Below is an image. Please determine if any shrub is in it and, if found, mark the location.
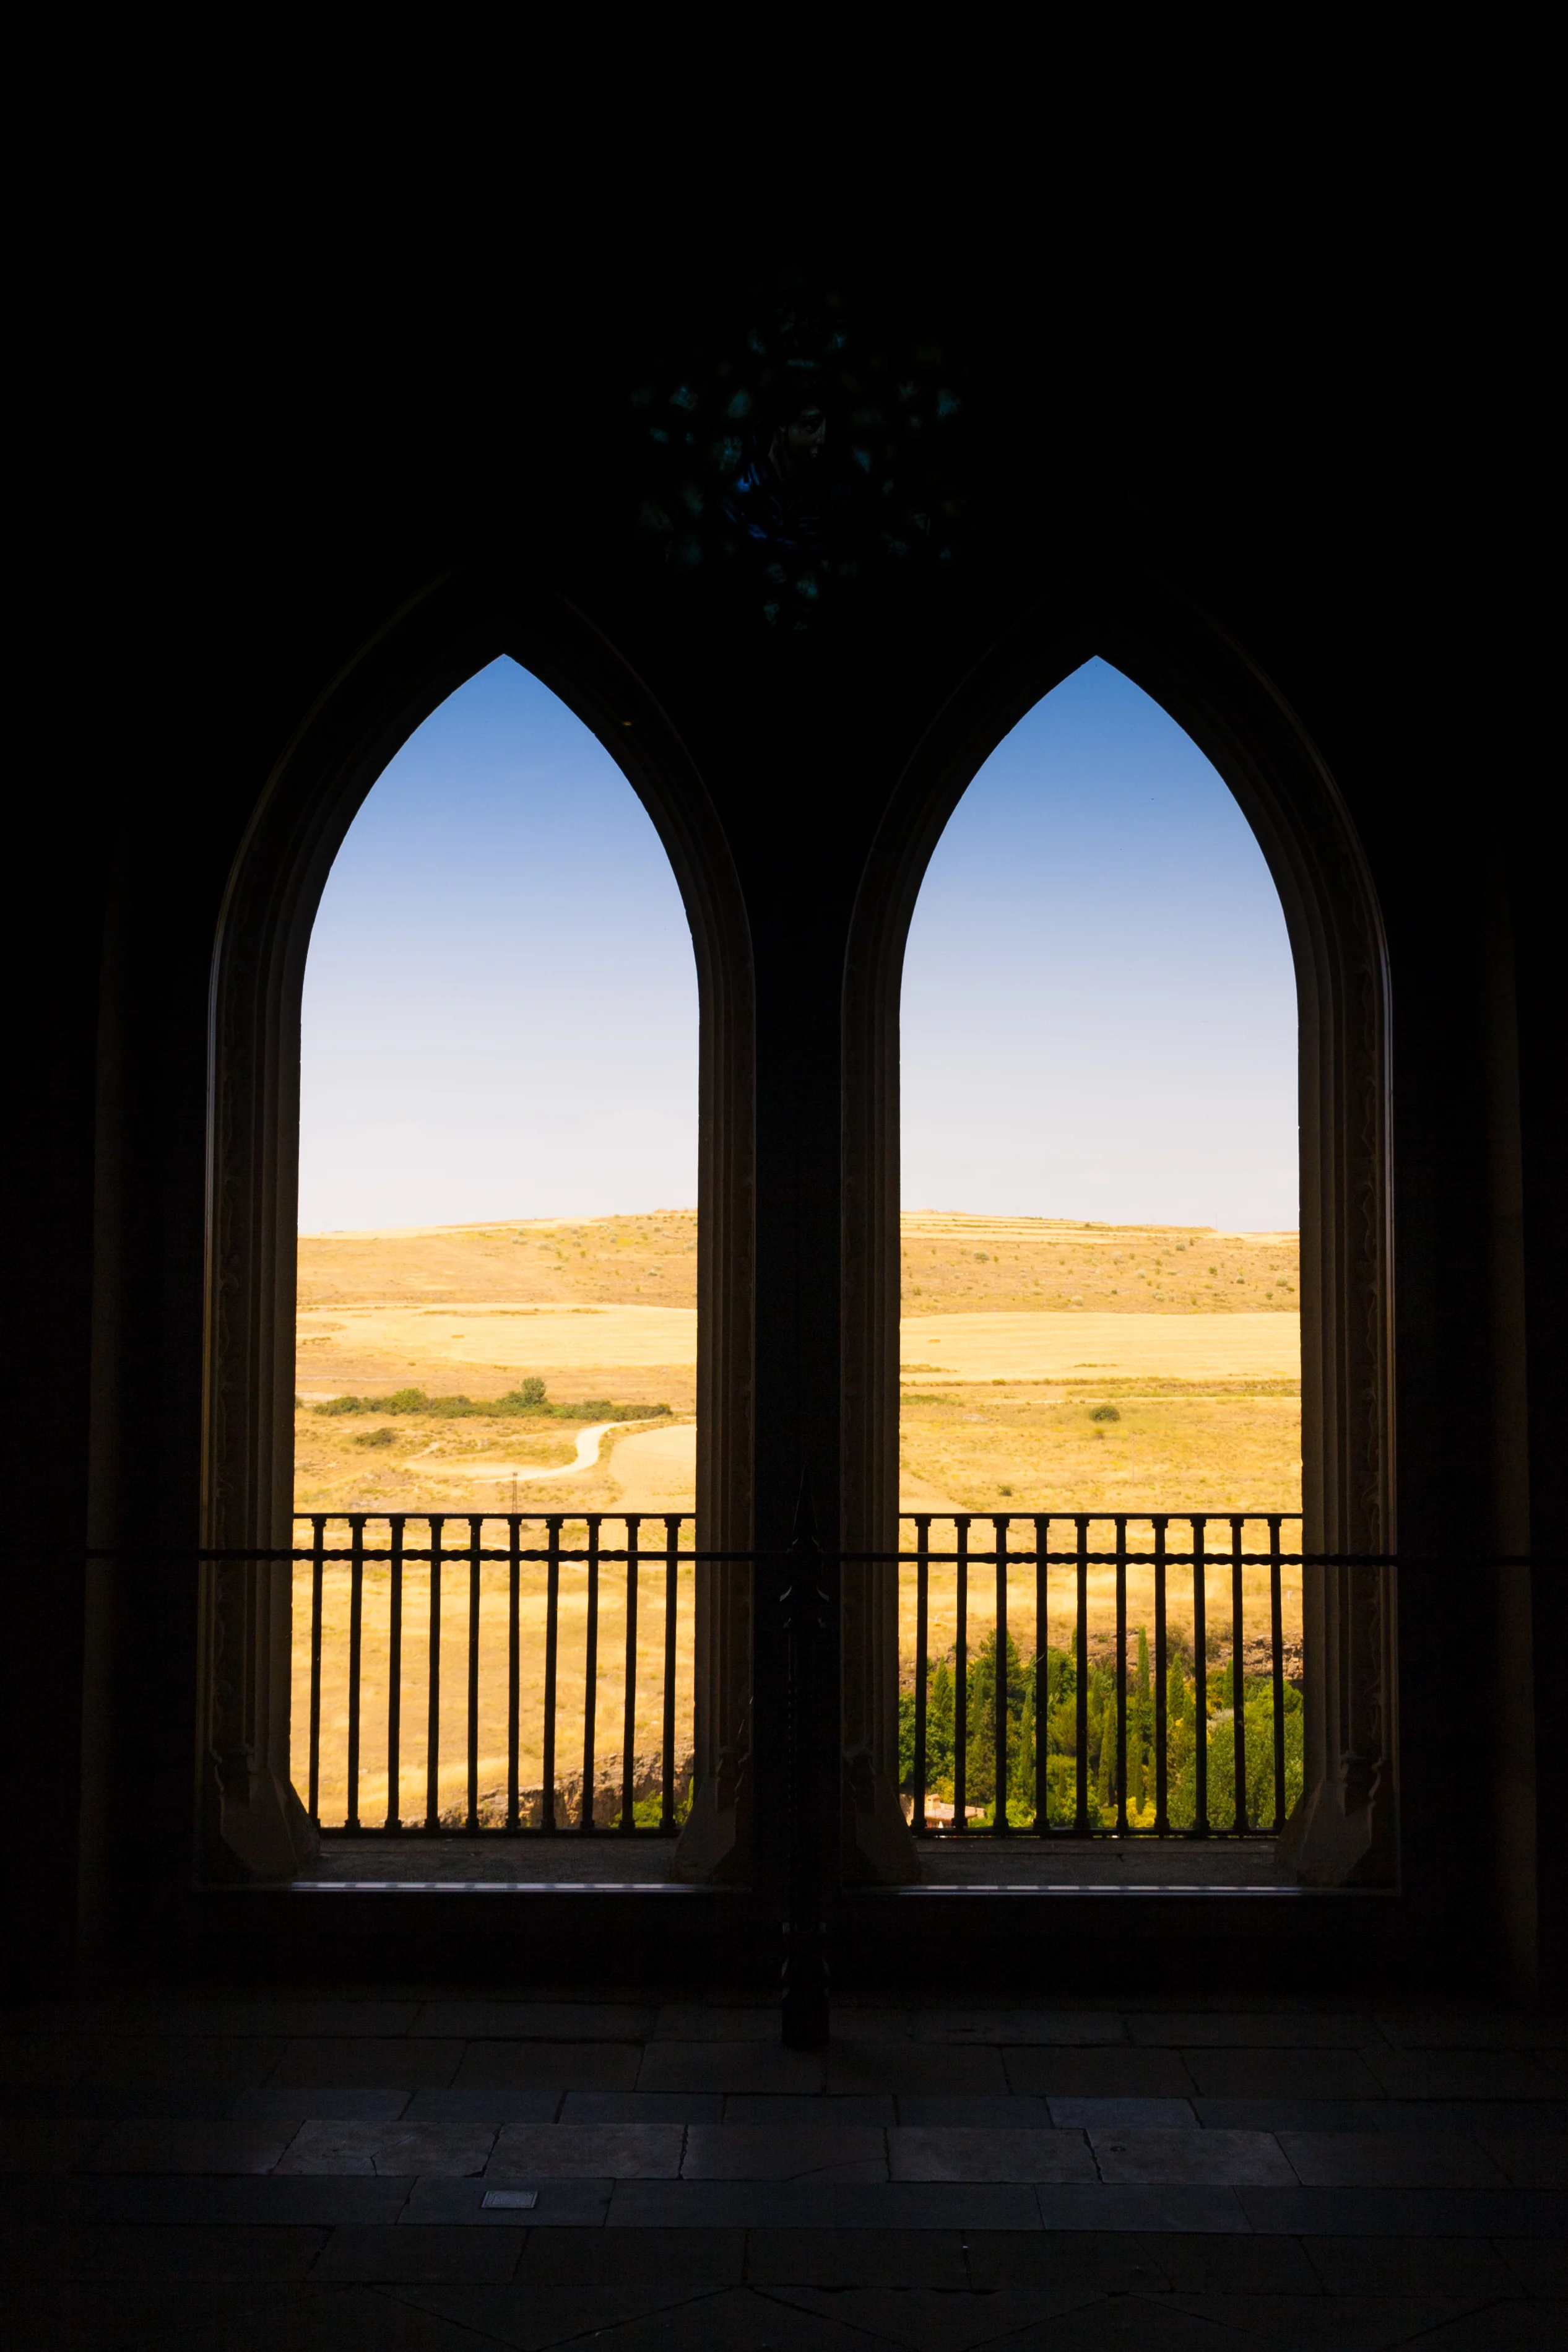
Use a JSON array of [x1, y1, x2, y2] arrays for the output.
[[352, 1427, 395, 1448], [1090, 1404, 1120, 1423]]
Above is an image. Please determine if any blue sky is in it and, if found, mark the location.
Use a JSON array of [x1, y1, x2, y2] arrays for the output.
[[299, 655, 1297, 1233], [298, 659, 699, 1228], [901, 659, 1297, 1229]]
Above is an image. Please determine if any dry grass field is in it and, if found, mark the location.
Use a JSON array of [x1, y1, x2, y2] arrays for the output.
[[292, 1210, 1299, 1818]]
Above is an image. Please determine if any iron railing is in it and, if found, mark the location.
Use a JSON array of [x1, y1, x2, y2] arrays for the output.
[[896, 1512, 1304, 1839], [293, 1512, 695, 1837], [292, 1507, 1310, 1844]]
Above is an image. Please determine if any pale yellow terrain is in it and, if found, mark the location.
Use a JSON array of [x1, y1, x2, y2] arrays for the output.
[[293, 1210, 1301, 1815]]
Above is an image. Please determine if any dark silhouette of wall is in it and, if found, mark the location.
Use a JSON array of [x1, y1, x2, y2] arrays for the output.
[[7, 253, 1557, 2003]]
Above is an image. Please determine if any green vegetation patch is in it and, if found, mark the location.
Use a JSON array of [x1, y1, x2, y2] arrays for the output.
[[313, 1381, 669, 1425]]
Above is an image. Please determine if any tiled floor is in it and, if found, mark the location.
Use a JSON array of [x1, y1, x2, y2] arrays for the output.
[[1, 1987, 1563, 2345]]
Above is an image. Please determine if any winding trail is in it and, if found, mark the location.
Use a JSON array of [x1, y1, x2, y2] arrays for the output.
[[407, 1418, 677, 1486]]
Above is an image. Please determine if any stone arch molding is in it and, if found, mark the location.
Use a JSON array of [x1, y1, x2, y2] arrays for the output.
[[841, 574, 1395, 1889], [202, 563, 756, 1883]]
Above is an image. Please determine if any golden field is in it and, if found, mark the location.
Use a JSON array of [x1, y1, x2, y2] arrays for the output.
[[293, 1210, 1300, 1819]]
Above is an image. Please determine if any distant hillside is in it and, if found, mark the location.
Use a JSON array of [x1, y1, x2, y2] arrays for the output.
[[298, 1209, 1297, 1317]]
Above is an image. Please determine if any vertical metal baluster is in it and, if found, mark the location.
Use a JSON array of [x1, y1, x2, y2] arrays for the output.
[[994, 1517, 1010, 1835], [346, 1514, 366, 1831], [385, 1515, 404, 1831], [507, 1515, 521, 1831], [1115, 1516, 1128, 1837], [425, 1517, 443, 1833], [581, 1518, 600, 1831], [913, 1516, 930, 1833], [1193, 1516, 1208, 1836], [308, 1515, 326, 1826], [622, 1517, 640, 1829], [1153, 1516, 1169, 1836], [1034, 1516, 1049, 1833], [542, 1517, 561, 1832], [661, 1516, 680, 1832], [1270, 1514, 1286, 1831], [1075, 1516, 1090, 1836], [1231, 1517, 1247, 1833], [466, 1516, 482, 1834], [953, 1517, 969, 1834]]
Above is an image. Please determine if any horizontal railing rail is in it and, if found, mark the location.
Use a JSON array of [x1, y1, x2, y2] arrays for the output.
[[45, 1514, 1444, 1847]]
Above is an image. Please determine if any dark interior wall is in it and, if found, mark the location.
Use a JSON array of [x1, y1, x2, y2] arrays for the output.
[[7, 262, 1553, 1997]]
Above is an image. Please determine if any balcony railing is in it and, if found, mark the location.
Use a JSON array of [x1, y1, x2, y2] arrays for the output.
[[292, 1508, 1308, 1843], [896, 1512, 1304, 1840]]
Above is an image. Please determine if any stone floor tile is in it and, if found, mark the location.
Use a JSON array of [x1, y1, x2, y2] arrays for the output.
[[1033, 2184, 1249, 2232], [3, 2172, 410, 2226], [85, 2119, 293, 2174], [402, 2177, 612, 2227], [489, 2121, 682, 2177], [1163, 2290, 1494, 2349], [1005, 2049, 1196, 2098], [1497, 2239, 1568, 2294], [743, 2226, 970, 2286], [609, 2178, 838, 2226], [277, 2120, 497, 2176], [961, 2233, 1176, 2291], [413, 2001, 654, 2041], [768, 2280, 1102, 2348], [726, 2095, 896, 2126], [1480, 2133, 1568, 2189], [407, 2088, 562, 2124], [654, 2003, 777, 2041], [834, 2182, 1043, 2231], [313, 2224, 527, 2278], [1047, 2097, 1198, 2129], [269, 2039, 464, 2089], [1374, 2101, 1568, 2132], [396, 2260, 750, 2351], [84, 2037, 287, 2090], [0, 2085, 238, 2122], [0, 2117, 115, 2171], [561, 2089, 722, 2124], [1378, 2301, 1568, 2348], [232, 2086, 412, 2122], [1, 2280, 321, 2352], [909, 2010, 1128, 2047], [0, 2037, 103, 2088], [1302, 2236, 1522, 2297], [1241, 2186, 1568, 2236], [635, 2044, 825, 2094], [1279, 2130, 1509, 2187], [895, 2095, 1050, 2128], [1138, 2233, 1322, 2292], [1126, 2011, 1385, 2048], [131, 2000, 423, 2040], [981, 2295, 1277, 2350], [1375, 2012, 1568, 2050], [825, 2045, 1009, 2096], [1194, 2098, 1389, 2132], [518, 2283, 891, 2348], [890, 2127, 1095, 2182], [825, 2007, 914, 2041], [183, 2285, 506, 2351], [683, 2124, 885, 2180], [1367, 2052, 1568, 2102], [1185, 2050, 1387, 2101], [453, 2041, 641, 2091], [1089, 2127, 1296, 2186], [0, 2221, 330, 2281]]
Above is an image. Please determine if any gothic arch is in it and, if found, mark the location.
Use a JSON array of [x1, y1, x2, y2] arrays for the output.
[[201, 563, 755, 1882], [841, 573, 1395, 1888]]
